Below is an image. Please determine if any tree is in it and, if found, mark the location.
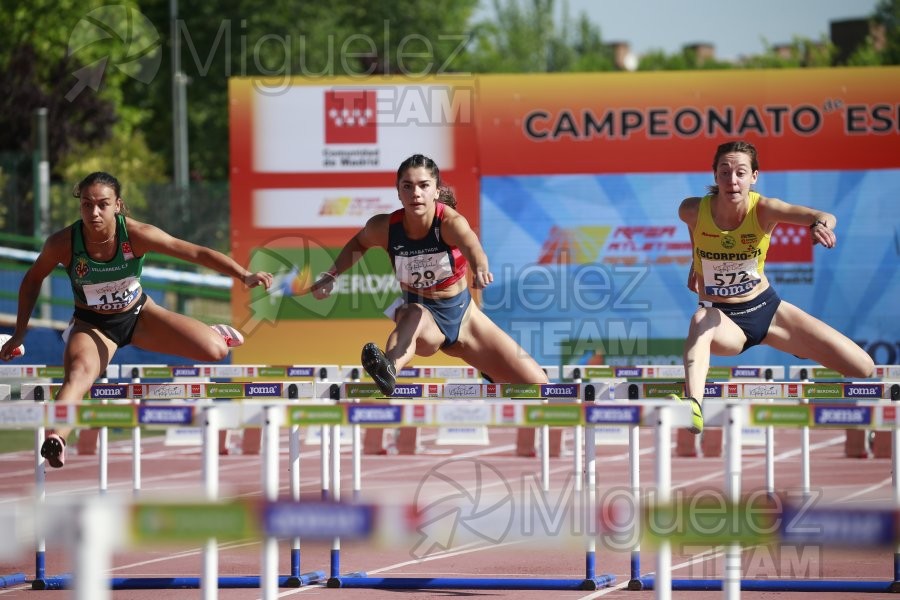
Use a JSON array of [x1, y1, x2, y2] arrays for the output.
[[870, 0, 900, 63], [461, 0, 610, 72], [0, 1, 146, 235], [742, 37, 835, 69]]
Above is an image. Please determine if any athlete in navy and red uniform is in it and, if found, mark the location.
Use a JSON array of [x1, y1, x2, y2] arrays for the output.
[[309, 154, 547, 397]]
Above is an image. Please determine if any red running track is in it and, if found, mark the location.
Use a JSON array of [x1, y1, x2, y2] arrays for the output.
[[0, 426, 897, 599]]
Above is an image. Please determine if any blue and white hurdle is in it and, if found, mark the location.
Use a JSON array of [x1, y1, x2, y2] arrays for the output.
[[321, 380, 617, 591], [0, 364, 116, 588], [17, 380, 331, 592], [616, 380, 900, 597]]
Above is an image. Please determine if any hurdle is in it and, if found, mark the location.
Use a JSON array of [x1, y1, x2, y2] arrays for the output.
[[0, 365, 117, 587], [789, 365, 900, 459], [119, 363, 339, 454], [8, 394, 900, 600], [119, 363, 339, 506], [15, 383, 330, 591], [344, 364, 563, 458], [619, 381, 900, 595], [322, 381, 617, 591]]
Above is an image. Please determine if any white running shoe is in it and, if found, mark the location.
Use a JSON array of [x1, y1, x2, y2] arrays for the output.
[[211, 324, 244, 348]]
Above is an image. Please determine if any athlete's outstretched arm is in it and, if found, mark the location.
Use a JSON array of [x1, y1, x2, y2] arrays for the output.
[[310, 213, 389, 299], [127, 219, 272, 288]]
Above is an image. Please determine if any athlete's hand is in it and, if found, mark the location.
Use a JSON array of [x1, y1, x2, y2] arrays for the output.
[[310, 272, 336, 300], [0, 333, 25, 361], [472, 268, 493, 289], [243, 271, 273, 290], [810, 222, 836, 249], [687, 269, 699, 293]]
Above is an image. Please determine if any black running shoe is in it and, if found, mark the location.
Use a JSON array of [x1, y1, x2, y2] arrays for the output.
[[361, 343, 396, 396], [41, 433, 66, 468]]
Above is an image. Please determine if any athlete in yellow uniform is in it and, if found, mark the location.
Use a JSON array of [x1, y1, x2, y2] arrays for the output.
[[675, 141, 874, 434]]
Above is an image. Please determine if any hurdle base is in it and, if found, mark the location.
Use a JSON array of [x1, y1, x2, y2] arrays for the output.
[[327, 575, 615, 590], [889, 580, 900, 593], [32, 574, 71, 591], [0, 573, 26, 588], [639, 576, 897, 593], [34, 574, 316, 590], [284, 570, 327, 587], [327, 572, 368, 588], [627, 578, 644, 590]]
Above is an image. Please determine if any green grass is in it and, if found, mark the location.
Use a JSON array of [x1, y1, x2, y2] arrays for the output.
[[0, 429, 164, 453]]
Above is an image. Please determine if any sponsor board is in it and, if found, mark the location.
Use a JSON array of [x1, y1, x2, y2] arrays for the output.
[[287, 405, 345, 426], [744, 384, 784, 399], [585, 404, 641, 425], [780, 506, 897, 546], [344, 383, 386, 398], [801, 383, 844, 399], [444, 383, 483, 398], [584, 367, 617, 378], [142, 384, 187, 399], [264, 501, 374, 539], [390, 384, 424, 398], [138, 405, 194, 426], [703, 384, 724, 398], [612, 367, 641, 378], [132, 502, 257, 542], [435, 403, 492, 426], [541, 383, 579, 398], [142, 367, 178, 378], [287, 366, 317, 378], [90, 384, 129, 399], [171, 367, 200, 378], [500, 384, 543, 398], [524, 404, 582, 426], [707, 367, 733, 380], [259, 367, 289, 377], [0, 403, 44, 427], [732, 367, 762, 378], [843, 383, 882, 399], [643, 383, 683, 398], [750, 405, 810, 427], [78, 404, 136, 427], [244, 383, 283, 397], [813, 405, 873, 427], [205, 384, 244, 398], [347, 405, 403, 425]]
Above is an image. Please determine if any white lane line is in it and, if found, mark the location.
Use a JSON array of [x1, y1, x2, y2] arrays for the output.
[[838, 477, 893, 502]]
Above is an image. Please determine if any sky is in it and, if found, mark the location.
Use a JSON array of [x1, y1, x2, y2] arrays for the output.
[[477, 0, 881, 61]]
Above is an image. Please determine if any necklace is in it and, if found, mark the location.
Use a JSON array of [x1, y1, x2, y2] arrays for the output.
[[86, 232, 116, 245]]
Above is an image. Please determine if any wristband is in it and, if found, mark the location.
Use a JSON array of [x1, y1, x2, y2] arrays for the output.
[[319, 269, 337, 280], [809, 220, 827, 230]]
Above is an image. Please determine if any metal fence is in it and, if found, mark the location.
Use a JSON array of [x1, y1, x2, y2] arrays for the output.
[[0, 155, 234, 326], [0, 153, 231, 254]]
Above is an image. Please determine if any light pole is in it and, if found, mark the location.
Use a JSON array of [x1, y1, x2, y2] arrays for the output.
[[171, 0, 189, 211]]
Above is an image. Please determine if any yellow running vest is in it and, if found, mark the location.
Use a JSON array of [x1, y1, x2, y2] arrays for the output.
[[691, 192, 771, 298]]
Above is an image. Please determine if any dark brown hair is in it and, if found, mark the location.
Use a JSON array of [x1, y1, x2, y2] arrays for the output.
[[707, 141, 759, 195], [437, 185, 457, 209], [396, 154, 442, 187], [73, 171, 129, 214]]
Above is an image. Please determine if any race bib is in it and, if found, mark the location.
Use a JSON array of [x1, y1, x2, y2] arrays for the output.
[[394, 251, 453, 289], [701, 258, 761, 297], [82, 277, 142, 310]]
